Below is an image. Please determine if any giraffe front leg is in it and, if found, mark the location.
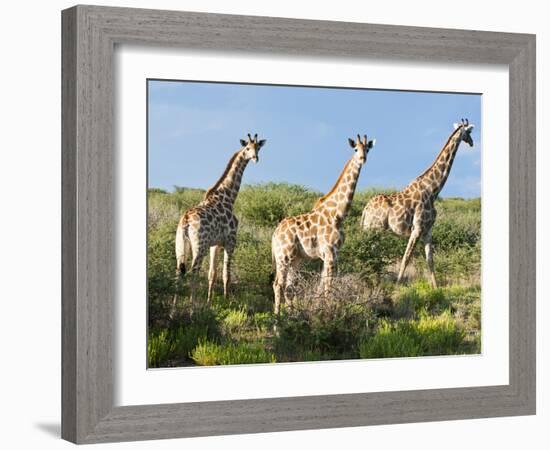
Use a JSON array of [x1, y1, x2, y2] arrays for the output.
[[272, 257, 289, 316], [397, 229, 421, 285], [321, 250, 337, 297], [423, 230, 437, 288], [222, 248, 233, 299], [207, 246, 220, 305]]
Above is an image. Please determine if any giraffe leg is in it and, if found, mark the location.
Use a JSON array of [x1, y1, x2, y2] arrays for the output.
[[423, 231, 437, 288], [170, 269, 183, 320], [285, 268, 297, 310], [170, 233, 189, 319], [189, 246, 207, 311], [321, 250, 337, 297], [397, 229, 421, 285], [222, 247, 233, 299], [273, 262, 288, 317], [207, 245, 220, 305]]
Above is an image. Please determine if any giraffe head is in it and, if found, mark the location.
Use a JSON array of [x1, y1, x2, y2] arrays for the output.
[[239, 133, 266, 163], [453, 118, 475, 147], [348, 134, 375, 164]]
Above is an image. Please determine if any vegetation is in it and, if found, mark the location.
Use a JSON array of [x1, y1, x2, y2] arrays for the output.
[[147, 183, 481, 367]]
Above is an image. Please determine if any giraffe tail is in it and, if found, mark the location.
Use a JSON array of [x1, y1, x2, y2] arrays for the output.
[[175, 222, 189, 278], [269, 249, 276, 285]]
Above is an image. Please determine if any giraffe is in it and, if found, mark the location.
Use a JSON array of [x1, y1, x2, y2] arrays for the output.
[[360, 119, 475, 288], [271, 135, 375, 315], [171, 133, 267, 315]]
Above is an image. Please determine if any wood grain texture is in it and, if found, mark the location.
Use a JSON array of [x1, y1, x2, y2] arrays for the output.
[[61, 4, 536, 444], [61, 7, 77, 443]]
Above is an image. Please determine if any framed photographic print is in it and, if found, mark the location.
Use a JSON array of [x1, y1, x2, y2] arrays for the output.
[[62, 4, 536, 444]]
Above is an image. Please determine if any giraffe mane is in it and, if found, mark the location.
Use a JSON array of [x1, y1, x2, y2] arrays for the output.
[[204, 150, 242, 199], [417, 126, 462, 179], [313, 159, 353, 209]]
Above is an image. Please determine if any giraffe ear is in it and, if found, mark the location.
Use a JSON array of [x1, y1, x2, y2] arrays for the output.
[[348, 138, 356, 148], [257, 139, 266, 148], [368, 139, 376, 149], [240, 139, 247, 147]]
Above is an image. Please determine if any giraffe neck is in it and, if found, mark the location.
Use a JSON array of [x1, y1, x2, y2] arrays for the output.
[[205, 150, 249, 206], [314, 157, 362, 221], [418, 129, 462, 198]]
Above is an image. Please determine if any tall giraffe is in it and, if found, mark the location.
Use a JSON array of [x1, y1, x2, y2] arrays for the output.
[[271, 135, 375, 315], [172, 134, 267, 315], [360, 119, 475, 287]]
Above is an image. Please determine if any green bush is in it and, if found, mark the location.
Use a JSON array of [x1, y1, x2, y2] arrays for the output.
[[432, 219, 480, 251], [235, 183, 318, 227], [148, 308, 222, 367], [191, 340, 277, 365], [273, 302, 373, 361], [148, 324, 208, 367], [339, 228, 405, 277], [147, 221, 179, 323], [359, 311, 468, 359], [221, 307, 249, 337], [147, 184, 481, 367], [232, 228, 273, 288]]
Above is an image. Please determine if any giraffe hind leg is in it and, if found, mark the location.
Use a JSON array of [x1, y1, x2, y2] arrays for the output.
[[207, 245, 220, 305], [273, 262, 289, 317], [171, 234, 190, 319], [188, 245, 207, 313], [397, 230, 421, 285], [423, 232, 437, 288], [170, 255, 189, 320]]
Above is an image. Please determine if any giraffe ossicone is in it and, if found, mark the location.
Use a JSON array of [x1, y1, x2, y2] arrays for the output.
[[360, 119, 476, 288], [171, 133, 267, 317], [271, 134, 375, 316]]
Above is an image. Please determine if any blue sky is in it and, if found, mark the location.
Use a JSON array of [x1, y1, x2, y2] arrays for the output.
[[148, 80, 481, 198]]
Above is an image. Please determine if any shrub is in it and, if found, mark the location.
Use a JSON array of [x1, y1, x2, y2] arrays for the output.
[[235, 183, 318, 227], [147, 221, 179, 323], [252, 312, 276, 333], [191, 340, 276, 365], [232, 228, 273, 288], [273, 288, 376, 361], [148, 324, 209, 367], [359, 311, 467, 359], [146, 184, 481, 366], [338, 228, 405, 278], [147, 308, 222, 367], [221, 307, 249, 337], [393, 280, 449, 318], [432, 219, 480, 251]]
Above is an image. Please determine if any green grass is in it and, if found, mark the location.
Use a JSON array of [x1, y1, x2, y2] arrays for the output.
[[147, 183, 481, 367], [359, 311, 467, 359], [191, 340, 277, 366]]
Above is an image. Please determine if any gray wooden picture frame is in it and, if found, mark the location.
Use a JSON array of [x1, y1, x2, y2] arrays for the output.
[[61, 4, 536, 444]]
